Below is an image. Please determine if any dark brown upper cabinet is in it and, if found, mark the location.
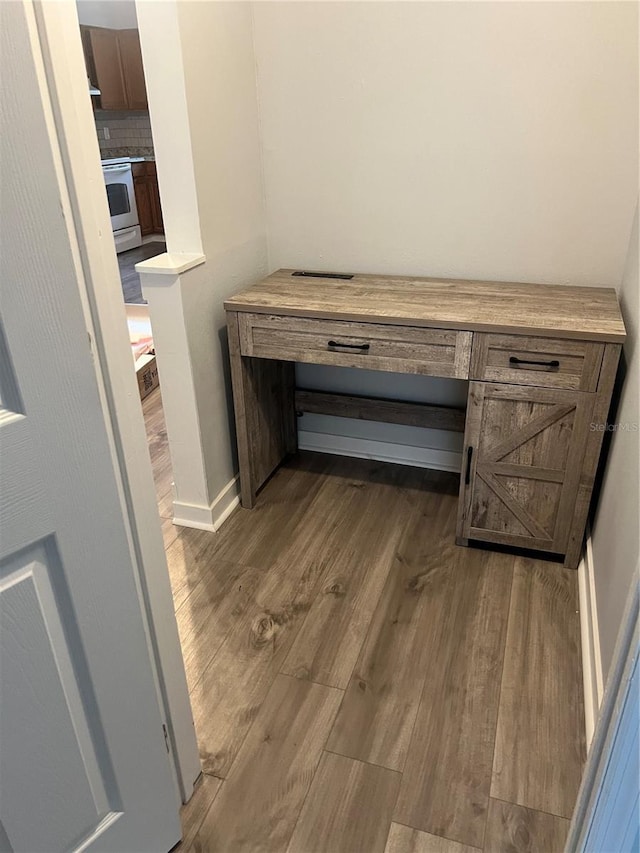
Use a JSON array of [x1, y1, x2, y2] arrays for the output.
[[81, 26, 148, 111]]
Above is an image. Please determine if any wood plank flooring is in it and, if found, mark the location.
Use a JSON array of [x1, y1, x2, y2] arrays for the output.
[[393, 547, 513, 849], [490, 559, 585, 819], [384, 823, 480, 853], [118, 240, 166, 303], [143, 389, 585, 853], [482, 799, 570, 853], [287, 751, 401, 853], [194, 675, 343, 851], [326, 494, 459, 772]]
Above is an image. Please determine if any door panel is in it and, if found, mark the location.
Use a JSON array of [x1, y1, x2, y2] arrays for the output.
[[1, 3, 181, 849], [1, 543, 111, 852], [134, 177, 154, 235], [118, 29, 148, 110], [88, 27, 127, 111], [459, 383, 594, 553]]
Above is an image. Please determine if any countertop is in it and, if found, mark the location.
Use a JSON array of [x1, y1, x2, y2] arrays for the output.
[[225, 269, 626, 342]]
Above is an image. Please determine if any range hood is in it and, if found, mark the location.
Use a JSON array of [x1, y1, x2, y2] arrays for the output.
[[87, 75, 100, 96]]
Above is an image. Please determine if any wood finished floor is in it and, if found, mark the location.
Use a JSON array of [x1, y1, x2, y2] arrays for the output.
[[118, 240, 166, 303], [144, 389, 585, 853]]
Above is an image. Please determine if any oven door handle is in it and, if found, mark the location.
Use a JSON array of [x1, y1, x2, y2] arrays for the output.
[[103, 165, 132, 173]]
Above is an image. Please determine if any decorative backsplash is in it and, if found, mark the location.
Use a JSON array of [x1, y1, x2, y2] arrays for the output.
[[94, 109, 154, 159]]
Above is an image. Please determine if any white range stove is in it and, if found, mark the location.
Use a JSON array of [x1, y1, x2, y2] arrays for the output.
[[101, 157, 142, 254]]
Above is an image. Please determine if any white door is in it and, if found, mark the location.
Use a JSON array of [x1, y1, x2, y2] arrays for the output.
[[0, 3, 182, 851]]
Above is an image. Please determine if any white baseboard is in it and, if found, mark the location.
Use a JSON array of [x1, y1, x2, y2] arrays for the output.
[[298, 429, 463, 473], [578, 529, 604, 749], [172, 475, 240, 533]]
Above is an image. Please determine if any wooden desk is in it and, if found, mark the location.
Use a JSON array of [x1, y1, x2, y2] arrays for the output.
[[225, 269, 626, 569]]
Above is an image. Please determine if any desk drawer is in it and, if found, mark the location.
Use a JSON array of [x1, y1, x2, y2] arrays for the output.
[[470, 333, 604, 391], [237, 313, 472, 379]]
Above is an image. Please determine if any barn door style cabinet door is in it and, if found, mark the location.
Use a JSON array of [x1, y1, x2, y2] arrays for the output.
[[457, 383, 594, 554], [457, 336, 621, 568]]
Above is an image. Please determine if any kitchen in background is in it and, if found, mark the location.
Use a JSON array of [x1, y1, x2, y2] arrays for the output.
[[78, 0, 163, 400], [95, 110, 154, 161]]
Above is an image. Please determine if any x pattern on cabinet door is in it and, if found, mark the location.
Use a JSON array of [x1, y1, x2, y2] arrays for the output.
[[461, 383, 594, 554]]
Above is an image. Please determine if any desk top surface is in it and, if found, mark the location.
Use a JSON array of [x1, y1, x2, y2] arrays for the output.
[[225, 269, 626, 342]]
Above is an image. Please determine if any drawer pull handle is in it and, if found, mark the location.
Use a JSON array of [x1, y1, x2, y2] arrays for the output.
[[465, 446, 473, 485], [509, 356, 560, 369], [328, 340, 370, 351]]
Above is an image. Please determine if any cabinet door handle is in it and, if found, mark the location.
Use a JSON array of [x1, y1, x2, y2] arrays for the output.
[[509, 356, 560, 369], [327, 340, 370, 351], [465, 446, 473, 485]]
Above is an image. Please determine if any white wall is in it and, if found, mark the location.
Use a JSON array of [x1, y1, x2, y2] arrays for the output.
[[252, 1, 638, 466], [138, 0, 268, 514], [254, 1, 637, 284], [76, 0, 137, 29], [176, 0, 268, 501], [591, 205, 639, 681]]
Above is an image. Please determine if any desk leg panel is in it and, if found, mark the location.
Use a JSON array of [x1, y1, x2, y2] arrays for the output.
[[563, 343, 621, 569], [227, 311, 296, 508]]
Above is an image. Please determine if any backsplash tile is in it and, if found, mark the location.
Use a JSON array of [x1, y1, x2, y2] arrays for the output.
[[94, 109, 154, 159]]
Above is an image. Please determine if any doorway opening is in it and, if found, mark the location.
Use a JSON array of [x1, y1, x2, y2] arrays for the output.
[[76, 0, 171, 528], [61, 2, 630, 848]]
